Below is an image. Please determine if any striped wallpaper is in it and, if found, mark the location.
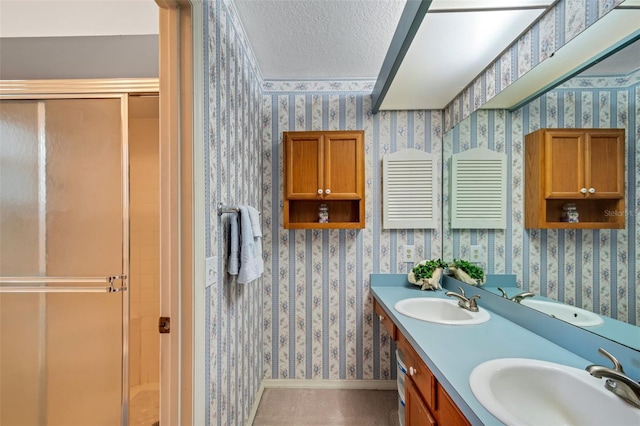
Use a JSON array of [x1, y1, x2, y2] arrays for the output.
[[443, 69, 640, 326], [205, 1, 264, 425], [203, 0, 636, 424], [261, 92, 443, 380]]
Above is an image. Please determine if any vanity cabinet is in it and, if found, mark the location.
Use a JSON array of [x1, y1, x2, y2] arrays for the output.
[[525, 128, 625, 229], [397, 331, 470, 426], [373, 299, 470, 426], [283, 130, 365, 229]]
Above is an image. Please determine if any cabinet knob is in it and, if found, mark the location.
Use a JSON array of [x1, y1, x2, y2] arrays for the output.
[[409, 366, 416, 376], [325, 189, 331, 195], [588, 187, 596, 194], [581, 188, 587, 194], [317, 189, 323, 195]]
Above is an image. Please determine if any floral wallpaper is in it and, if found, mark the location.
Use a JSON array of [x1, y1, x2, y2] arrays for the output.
[[202, 0, 634, 424], [444, 69, 640, 326], [260, 89, 443, 380], [204, 1, 264, 425]]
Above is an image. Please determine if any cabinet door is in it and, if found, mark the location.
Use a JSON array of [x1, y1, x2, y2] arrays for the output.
[[323, 132, 363, 199], [406, 378, 436, 426], [544, 130, 584, 198], [284, 132, 323, 199], [436, 383, 471, 426], [585, 130, 624, 198]]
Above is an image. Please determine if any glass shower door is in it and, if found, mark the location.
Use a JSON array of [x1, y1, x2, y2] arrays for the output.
[[0, 97, 129, 425]]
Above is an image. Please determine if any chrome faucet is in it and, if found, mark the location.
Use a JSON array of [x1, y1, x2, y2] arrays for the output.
[[586, 348, 640, 409], [497, 287, 535, 303], [445, 286, 480, 312]]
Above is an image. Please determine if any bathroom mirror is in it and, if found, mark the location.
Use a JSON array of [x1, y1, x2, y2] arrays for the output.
[[442, 30, 640, 351]]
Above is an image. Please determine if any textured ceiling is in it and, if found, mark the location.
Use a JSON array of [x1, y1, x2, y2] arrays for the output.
[[233, 0, 407, 80]]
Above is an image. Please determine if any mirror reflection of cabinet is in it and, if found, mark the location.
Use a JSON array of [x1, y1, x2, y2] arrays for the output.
[[283, 130, 365, 229], [525, 128, 625, 229]]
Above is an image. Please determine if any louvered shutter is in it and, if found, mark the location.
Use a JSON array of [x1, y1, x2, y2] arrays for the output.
[[450, 148, 506, 229], [383, 149, 437, 229]]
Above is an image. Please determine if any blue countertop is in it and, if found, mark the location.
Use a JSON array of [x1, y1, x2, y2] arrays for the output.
[[370, 275, 595, 425]]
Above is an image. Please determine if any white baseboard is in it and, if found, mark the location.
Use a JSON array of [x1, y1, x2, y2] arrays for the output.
[[262, 379, 397, 390], [246, 380, 267, 426], [246, 379, 397, 425]]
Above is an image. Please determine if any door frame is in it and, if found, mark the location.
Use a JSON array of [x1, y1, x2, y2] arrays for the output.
[[156, 1, 204, 425], [0, 1, 204, 423]]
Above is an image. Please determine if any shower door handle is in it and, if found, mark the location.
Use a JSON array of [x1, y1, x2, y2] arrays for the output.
[[0, 275, 127, 293]]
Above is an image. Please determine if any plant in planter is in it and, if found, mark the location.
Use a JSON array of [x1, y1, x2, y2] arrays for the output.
[[408, 259, 447, 290], [449, 259, 485, 286]]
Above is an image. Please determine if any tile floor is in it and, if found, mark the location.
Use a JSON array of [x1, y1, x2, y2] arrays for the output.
[[252, 388, 401, 426]]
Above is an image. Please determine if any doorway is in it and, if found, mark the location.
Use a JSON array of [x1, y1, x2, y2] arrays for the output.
[[128, 94, 161, 426], [0, 90, 161, 426], [0, 95, 129, 425]]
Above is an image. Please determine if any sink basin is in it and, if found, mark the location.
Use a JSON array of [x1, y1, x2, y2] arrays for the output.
[[470, 358, 640, 426], [521, 299, 604, 326], [393, 298, 490, 325]]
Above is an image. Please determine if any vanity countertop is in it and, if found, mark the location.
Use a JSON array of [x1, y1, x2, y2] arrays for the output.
[[370, 274, 595, 425]]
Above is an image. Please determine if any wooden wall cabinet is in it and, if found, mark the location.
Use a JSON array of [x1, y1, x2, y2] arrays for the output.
[[374, 299, 470, 426], [283, 130, 365, 229], [525, 128, 625, 229]]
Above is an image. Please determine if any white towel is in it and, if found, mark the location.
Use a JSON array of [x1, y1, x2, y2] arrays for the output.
[[237, 205, 262, 284], [247, 206, 264, 274], [228, 212, 240, 275]]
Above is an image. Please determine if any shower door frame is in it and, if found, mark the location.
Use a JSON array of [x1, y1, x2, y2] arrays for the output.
[[0, 81, 159, 425]]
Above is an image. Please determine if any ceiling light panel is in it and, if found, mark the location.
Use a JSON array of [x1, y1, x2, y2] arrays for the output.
[[380, 1, 551, 110]]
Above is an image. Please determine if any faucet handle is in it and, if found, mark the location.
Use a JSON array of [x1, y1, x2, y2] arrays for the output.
[[468, 295, 481, 309], [497, 287, 508, 298], [598, 348, 625, 374], [457, 286, 466, 297]]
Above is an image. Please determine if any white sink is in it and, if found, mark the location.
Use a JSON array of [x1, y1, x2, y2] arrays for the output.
[[521, 299, 604, 326], [470, 358, 640, 426], [393, 298, 490, 325]]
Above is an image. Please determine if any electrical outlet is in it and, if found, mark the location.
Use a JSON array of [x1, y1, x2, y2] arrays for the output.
[[402, 245, 416, 263], [206, 256, 218, 287], [469, 245, 483, 263]]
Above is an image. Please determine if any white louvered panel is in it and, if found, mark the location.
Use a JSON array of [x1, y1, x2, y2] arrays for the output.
[[383, 149, 437, 229], [451, 148, 506, 229]]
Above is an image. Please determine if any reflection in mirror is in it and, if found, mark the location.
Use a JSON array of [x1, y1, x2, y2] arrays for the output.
[[442, 39, 640, 351]]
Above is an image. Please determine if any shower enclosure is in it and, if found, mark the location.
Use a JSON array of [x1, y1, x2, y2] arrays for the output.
[[0, 96, 130, 425]]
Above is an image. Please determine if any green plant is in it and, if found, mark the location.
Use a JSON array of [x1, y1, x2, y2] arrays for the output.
[[412, 259, 447, 281], [451, 259, 484, 281]]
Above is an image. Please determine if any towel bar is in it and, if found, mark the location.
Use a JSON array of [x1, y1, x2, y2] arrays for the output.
[[217, 203, 240, 216], [217, 203, 261, 216]]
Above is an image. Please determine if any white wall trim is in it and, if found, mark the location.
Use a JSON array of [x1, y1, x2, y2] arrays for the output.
[[190, 1, 206, 425], [261, 379, 397, 390], [246, 380, 267, 426]]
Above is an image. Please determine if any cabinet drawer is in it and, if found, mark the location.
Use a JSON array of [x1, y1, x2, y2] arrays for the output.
[[397, 331, 436, 409], [373, 299, 396, 340]]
